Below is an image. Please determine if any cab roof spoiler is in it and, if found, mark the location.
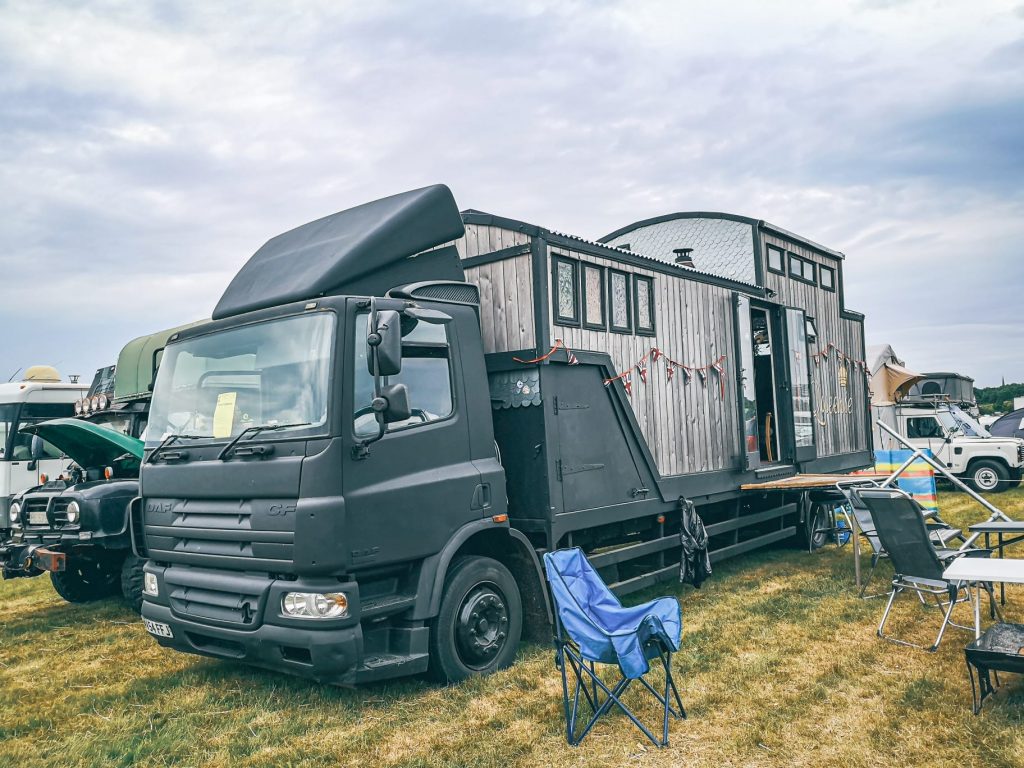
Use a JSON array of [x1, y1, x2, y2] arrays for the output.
[[213, 184, 466, 320]]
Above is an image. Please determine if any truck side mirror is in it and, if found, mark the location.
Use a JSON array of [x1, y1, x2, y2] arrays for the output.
[[378, 383, 411, 423], [367, 309, 403, 377], [30, 435, 46, 461]]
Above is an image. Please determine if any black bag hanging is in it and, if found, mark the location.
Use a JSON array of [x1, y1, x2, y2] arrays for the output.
[[678, 496, 712, 588]]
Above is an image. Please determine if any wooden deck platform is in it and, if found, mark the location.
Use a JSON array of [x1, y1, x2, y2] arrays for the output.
[[740, 473, 886, 491]]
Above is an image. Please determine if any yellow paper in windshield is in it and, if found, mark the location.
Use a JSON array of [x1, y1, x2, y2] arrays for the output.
[[213, 392, 237, 438]]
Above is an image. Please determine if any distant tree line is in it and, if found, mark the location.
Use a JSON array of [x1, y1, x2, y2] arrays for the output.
[[976, 383, 1024, 415]]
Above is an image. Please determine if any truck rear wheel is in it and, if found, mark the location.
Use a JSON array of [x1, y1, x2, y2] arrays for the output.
[[428, 556, 522, 683], [966, 460, 1009, 494], [50, 557, 121, 603], [120, 554, 146, 613]]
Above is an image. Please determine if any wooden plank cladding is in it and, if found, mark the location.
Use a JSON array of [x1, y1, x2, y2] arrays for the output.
[[454, 208, 870, 484], [545, 245, 741, 477]]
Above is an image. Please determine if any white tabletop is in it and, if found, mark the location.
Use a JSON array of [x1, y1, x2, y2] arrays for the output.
[[942, 557, 1024, 584]]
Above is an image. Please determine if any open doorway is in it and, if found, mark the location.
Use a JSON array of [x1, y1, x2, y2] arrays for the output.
[[750, 308, 781, 463]]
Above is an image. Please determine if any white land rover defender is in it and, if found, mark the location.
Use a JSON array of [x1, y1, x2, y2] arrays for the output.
[[897, 401, 1024, 493]]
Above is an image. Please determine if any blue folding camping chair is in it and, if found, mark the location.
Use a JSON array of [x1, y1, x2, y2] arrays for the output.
[[543, 548, 685, 747]]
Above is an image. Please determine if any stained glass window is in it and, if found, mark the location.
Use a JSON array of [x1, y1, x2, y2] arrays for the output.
[[610, 271, 630, 331], [635, 276, 654, 333], [554, 257, 578, 323], [583, 265, 604, 327]]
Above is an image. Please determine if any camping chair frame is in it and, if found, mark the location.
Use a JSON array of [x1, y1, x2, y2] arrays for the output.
[[553, 615, 685, 747], [860, 487, 1002, 652]]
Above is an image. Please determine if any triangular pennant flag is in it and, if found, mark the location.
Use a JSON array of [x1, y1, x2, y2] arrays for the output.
[[636, 363, 647, 384], [666, 364, 675, 382], [711, 360, 727, 399], [650, 348, 662, 363], [566, 347, 579, 365], [697, 368, 707, 387], [681, 367, 692, 384], [623, 377, 633, 397]]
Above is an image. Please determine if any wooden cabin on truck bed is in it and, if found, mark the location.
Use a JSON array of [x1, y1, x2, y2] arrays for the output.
[[449, 209, 871, 591]]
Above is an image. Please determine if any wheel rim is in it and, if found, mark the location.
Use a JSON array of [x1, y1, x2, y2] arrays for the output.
[[454, 582, 509, 670], [809, 506, 831, 549], [976, 468, 998, 490]]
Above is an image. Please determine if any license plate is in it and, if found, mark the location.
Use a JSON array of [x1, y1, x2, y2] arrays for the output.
[[28, 510, 48, 526], [144, 619, 174, 638]]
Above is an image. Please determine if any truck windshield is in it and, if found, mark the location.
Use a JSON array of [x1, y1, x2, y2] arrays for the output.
[[0, 404, 14, 459], [146, 313, 334, 446]]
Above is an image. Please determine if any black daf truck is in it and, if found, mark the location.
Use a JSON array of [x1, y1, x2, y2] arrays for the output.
[[137, 185, 872, 684]]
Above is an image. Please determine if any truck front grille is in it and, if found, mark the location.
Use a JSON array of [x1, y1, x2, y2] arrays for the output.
[[164, 567, 269, 627], [143, 498, 295, 572], [23, 498, 50, 526], [51, 499, 72, 526]]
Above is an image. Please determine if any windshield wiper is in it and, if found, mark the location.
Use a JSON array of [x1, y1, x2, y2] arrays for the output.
[[146, 433, 204, 464], [217, 422, 312, 461]]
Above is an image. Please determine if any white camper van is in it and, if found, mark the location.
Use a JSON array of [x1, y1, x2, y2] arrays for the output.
[[0, 367, 87, 530]]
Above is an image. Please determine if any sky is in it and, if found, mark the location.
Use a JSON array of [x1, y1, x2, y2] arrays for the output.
[[0, 0, 1022, 387]]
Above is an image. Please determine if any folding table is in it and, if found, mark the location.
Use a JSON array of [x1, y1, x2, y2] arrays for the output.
[[941, 558, 1024, 638]]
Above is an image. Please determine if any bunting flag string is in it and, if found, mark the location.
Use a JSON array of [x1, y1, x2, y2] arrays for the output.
[[513, 338, 580, 366], [601, 346, 728, 399], [809, 341, 867, 370]]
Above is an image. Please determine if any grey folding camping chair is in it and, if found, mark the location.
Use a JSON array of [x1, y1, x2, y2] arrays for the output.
[[838, 481, 967, 599], [859, 487, 998, 652]]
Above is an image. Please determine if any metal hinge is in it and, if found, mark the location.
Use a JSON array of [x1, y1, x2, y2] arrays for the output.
[[553, 397, 590, 414], [556, 460, 605, 481]]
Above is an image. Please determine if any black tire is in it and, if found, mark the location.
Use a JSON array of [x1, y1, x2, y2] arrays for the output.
[[120, 554, 147, 613], [806, 503, 833, 551], [428, 555, 522, 683], [965, 460, 1010, 494], [50, 556, 121, 603]]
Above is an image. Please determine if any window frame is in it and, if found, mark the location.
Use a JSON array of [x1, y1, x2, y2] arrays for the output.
[[633, 274, 656, 336], [819, 264, 836, 292], [551, 254, 581, 327], [766, 244, 785, 275], [580, 262, 607, 331], [907, 416, 944, 440], [788, 253, 817, 285], [351, 312, 457, 438], [607, 268, 633, 334]]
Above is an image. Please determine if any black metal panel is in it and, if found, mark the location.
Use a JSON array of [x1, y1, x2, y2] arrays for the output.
[[214, 185, 465, 319]]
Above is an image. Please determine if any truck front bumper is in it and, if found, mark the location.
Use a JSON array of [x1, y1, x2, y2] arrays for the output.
[[141, 564, 364, 686], [0, 541, 66, 578]]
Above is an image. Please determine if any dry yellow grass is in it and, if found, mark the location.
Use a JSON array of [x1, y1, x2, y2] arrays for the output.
[[3, 489, 1024, 767]]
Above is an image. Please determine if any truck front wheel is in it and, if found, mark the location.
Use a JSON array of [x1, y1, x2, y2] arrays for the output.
[[120, 554, 146, 613], [428, 556, 523, 683], [50, 556, 121, 603], [966, 460, 1010, 494]]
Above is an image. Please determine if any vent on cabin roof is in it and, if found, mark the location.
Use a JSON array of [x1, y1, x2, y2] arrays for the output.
[[673, 248, 695, 268]]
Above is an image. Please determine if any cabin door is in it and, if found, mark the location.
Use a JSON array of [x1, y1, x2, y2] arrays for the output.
[[782, 308, 817, 464], [735, 295, 789, 467]]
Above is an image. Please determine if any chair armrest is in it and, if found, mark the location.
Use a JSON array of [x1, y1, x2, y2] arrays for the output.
[[960, 548, 994, 559]]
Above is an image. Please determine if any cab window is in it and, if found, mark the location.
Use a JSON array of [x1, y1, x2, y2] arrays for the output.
[[9, 403, 69, 460], [353, 313, 454, 437], [907, 417, 945, 439]]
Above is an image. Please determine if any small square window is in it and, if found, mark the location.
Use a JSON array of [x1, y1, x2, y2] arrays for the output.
[[802, 260, 816, 282], [552, 255, 580, 325], [805, 317, 818, 343], [634, 275, 655, 335], [767, 245, 785, 274], [582, 263, 605, 329], [788, 254, 803, 277], [820, 265, 835, 291], [608, 269, 632, 333]]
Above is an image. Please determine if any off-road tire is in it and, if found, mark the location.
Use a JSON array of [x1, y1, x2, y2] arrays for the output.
[[428, 555, 522, 683], [120, 554, 147, 613], [50, 556, 121, 603], [966, 459, 1010, 494]]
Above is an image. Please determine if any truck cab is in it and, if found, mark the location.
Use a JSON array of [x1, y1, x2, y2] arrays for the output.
[[0, 367, 87, 532], [897, 401, 1024, 493]]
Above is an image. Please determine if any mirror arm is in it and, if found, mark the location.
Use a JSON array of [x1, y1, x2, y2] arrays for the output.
[[354, 297, 387, 460]]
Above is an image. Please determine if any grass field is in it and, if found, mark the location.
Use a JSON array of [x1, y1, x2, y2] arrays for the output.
[[3, 489, 1024, 768]]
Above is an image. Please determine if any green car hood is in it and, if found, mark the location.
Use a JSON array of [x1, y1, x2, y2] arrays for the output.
[[21, 418, 145, 468]]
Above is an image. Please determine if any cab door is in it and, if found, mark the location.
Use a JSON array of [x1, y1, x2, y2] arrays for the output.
[[8, 402, 72, 493], [342, 300, 482, 570], [904, 414, 953, 467]]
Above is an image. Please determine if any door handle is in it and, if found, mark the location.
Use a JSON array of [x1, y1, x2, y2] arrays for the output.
[[471, 483, 491, 510]]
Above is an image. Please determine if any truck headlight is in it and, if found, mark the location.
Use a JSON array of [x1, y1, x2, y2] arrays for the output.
[[9, 501, 21, 523], [281, 591, 348, 618], [143, 572, 159, 597], [66, 501, 80, 524]]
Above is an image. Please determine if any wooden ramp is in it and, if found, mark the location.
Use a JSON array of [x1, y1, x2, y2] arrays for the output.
[[741, 473, 886, 491]]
